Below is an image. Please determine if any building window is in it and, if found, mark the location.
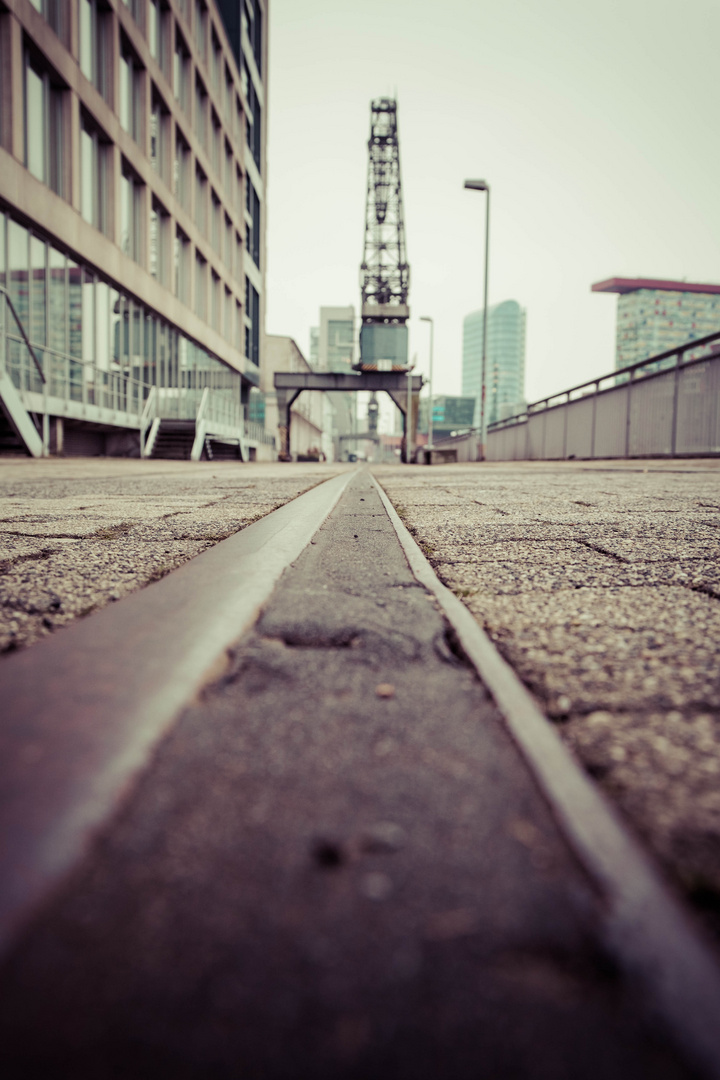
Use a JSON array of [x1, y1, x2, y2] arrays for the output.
[[174, 31, 189, 111], [79, 0, 111, 102], [245, 76, 261, 168], [224, 214, 232, 270], [30, 0, 68, 44], [224, 141, 233, 197], [242, 0, 263, 76], [195, 166, 207, 235], [119, 37, 143, 143], [29, 233, 46, 347], [120, 160, 144, 263], [150, 199, 169, 286], [211, 270, 220, 328], [234, 231, 242, 284], [211, 111, 221, 175], [246, 176, 260, 267], [148, 0, 159, 59], [121, 0, 142, 28], [150, 88, 169, 181], [211, 191, 221, 253], [194, 0, 207, 60], [194, 76, 207, 148], [223, 286, 232, 342], [245, 278, 259, 365], [195, 253, 207, 320], [174, 130, 191, 210], [24, 50, 65, 197], [211, 30, 222, 91], [174, 227, 190, 302], [80, 111, 110, 233], [234, 92, 243, 144], [224, 65, 233, 124]]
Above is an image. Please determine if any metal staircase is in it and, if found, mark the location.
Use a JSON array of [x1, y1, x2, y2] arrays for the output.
[[150, 420, 197, 460]]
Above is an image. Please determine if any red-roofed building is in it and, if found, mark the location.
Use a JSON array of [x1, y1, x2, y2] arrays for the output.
[[592, 278, 720, 370]]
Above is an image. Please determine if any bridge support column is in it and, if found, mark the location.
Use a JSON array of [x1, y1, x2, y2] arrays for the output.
[[275, 389, 300, 462], [387, 389, 420, 463]]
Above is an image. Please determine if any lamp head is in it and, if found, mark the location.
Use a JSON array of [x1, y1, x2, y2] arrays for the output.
[[420, 316, 432, 323], [464, 179, 489, 191]]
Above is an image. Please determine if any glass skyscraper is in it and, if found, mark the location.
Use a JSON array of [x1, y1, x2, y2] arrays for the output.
[[462, 300, 526, 428]]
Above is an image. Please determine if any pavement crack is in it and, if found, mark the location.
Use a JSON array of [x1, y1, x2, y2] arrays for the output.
[[576, 540, 630, 563], [0, 547, 60, 571]]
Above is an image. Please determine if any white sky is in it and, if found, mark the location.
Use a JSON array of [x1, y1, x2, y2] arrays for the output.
[[264, 0, 720, 404]]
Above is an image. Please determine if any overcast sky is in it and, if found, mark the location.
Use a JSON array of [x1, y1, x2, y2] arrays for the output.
[[264, 0, 720, 404]]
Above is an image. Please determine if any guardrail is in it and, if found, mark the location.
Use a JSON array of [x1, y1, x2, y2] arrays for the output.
[[487, 329, 720, 460]]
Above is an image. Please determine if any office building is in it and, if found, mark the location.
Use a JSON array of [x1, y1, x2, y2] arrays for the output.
[[310, 305, 357, 459], [0, 0, 270, 459], [418, 395, 475, 440], [462, 300, 526, 427], [591, 277, 720, 371]]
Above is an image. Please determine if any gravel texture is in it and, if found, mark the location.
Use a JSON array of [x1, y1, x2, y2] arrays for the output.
[[0, 458, 346, 653], [0, 474, 692, 1078], [374, 460, 720, 929]]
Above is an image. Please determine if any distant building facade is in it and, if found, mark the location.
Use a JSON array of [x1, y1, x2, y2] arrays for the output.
[[419, 395, 476, 439], [462, 300, 526, 427], [592, 278, 720, 371], [263, 334, 330, 459], [0, 0, 269, 458], [309, 305, 357, 459]]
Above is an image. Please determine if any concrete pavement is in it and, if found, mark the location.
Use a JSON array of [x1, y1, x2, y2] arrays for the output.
[[0, 472, 701, 1078], [374, 460, 720, 937], [0, 458, 347, 652]]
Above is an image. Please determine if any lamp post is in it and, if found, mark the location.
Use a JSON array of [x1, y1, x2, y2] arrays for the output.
[[420, 316, 434, 459], [464, 179, 490, 460]]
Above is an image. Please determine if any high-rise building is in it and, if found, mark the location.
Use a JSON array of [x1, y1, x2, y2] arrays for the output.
[[462, 300, 526, 427], [315, 306, 355, 371], [591, 278, 720, 371], [0, 0, 269, 459]]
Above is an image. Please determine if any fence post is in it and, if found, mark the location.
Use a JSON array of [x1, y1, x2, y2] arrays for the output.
[[625, 372, 633, 458], [590, 381, 598, 459], [670, 350, 681, 456]]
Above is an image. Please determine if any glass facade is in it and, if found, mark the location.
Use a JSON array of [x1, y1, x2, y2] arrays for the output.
[[0, 208, 242, 420], [462, 300, 527, 427], [1, 0, 266, 454]]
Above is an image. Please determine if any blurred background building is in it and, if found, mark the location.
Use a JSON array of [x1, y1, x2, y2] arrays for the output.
[[0, 0, 270, 459], [462, 299, 526, 428], [418, 395, 476, 440], [309, 304, 357, 460], [591, 277, 720, 371], [262, 334, 331, 459]]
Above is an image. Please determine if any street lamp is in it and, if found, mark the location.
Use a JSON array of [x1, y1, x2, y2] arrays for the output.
[[420, 316, 434, 457], [464, 179, 490, 460]]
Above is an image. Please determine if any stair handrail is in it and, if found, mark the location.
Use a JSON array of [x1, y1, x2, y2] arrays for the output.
[[195, 385, 210, 425], [0, 285, 46, 384], [141, 385, 157, 426]]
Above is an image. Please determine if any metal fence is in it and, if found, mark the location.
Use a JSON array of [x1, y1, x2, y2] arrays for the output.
[[487, 330, 720, 461]]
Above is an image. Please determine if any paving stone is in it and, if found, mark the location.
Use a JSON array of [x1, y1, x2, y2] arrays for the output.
[[0, 459, 346, 653]]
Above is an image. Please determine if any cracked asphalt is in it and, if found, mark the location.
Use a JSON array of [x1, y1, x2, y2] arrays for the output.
[[0, 458, 347, 652], [374, 460, 720, 934], [0, 472, 696, 1079]]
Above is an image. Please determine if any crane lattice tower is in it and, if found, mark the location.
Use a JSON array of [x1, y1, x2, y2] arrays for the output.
[[357, 98, 410, 372]]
